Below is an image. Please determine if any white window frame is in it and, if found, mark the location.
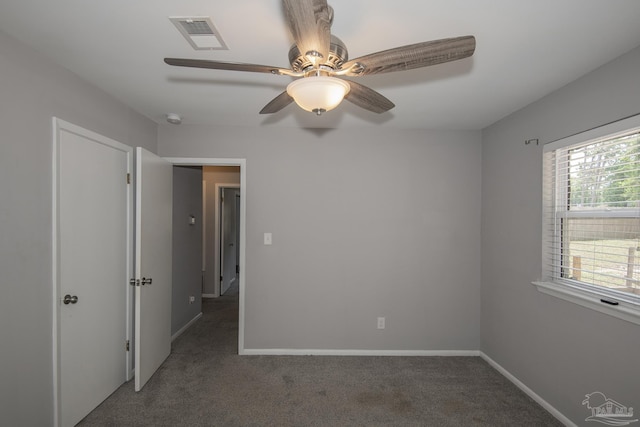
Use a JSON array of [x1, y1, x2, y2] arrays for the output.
[[533, 113, 640, 325]]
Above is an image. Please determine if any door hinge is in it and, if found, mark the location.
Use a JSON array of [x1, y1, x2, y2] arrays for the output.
[[126, 340, 130, 351], [129, 278, 140, 286], [126, 173, 131, 184]]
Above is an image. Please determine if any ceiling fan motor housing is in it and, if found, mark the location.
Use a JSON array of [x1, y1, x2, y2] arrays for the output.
[[288, 35, 348, 74]]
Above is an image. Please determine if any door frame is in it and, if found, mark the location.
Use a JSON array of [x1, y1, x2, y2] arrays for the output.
[[51, 118, 134, 427], [216, 183, 240, 297], [164, 158, 247, 354]]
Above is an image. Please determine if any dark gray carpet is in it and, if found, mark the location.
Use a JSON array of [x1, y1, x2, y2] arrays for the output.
[[78, 284, 561, 426]]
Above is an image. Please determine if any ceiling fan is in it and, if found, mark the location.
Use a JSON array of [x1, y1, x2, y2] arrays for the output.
[[164, 0, 476, 116]]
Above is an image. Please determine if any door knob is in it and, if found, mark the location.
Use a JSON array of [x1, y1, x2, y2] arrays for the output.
[[63, 294, 78, 305]]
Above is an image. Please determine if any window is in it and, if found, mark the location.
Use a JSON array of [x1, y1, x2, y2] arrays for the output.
[[536, 115, 640, 324]]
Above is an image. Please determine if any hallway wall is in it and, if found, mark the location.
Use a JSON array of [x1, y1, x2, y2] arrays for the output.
[[172, 166, 203, 336]]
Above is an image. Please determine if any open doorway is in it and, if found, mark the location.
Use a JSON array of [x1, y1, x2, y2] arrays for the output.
[[202, 166, 240, 298], [166, 158, 247, 354], [219, 185, 240, 296]]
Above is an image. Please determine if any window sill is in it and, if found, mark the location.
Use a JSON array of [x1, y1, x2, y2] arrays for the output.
[[532, 281, 640, 326]]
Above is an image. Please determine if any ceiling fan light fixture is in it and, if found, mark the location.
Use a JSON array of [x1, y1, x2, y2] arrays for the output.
[[286, 76, 350, 115], [164, 2, 476, 116]]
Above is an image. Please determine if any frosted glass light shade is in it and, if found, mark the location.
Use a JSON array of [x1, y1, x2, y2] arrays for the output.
[[286, 76, 350, 113]]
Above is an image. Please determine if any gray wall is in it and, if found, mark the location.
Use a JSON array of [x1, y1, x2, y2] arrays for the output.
[[172, 166, 203, 335], [481, 46, 640, 424], [158, 126, 482, 351], [0, 30, 157, 425], [6, 14, 638, 425]]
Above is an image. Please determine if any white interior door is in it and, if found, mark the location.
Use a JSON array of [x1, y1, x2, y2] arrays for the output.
[[134, 147, 173, 391], [55, 119, 131, 427]]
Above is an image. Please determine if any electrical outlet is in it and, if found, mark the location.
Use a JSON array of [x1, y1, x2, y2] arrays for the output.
[[189, 296, 195, 304], [377, 317, 385, 329]]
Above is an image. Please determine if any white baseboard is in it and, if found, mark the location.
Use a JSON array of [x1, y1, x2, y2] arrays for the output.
[[171, 312, 202, 342], [240, 348, 480, 357], [202, 293, 216, 299], [479, 352, 575, 427]]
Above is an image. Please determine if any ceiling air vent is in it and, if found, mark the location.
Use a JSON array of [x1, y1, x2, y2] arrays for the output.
[[169, 17, 228, 50]]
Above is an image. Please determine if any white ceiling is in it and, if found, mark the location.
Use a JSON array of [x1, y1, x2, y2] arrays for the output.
[[1, 0, 640, 130]]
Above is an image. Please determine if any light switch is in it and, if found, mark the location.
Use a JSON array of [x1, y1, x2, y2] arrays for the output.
[[264, 232, 272, 245]]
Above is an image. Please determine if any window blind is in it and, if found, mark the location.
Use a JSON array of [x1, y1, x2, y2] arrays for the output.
[[542, 119, 640, 304]]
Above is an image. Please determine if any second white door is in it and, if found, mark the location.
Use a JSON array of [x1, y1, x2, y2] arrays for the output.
[[134, 147, 173, 391]]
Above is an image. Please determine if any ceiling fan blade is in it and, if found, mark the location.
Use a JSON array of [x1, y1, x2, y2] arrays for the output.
[[341, 36, 476, 76], [344, 80, 395, 113], [282, 0, 332, 64], [259, 91, 294, 114], [164, 58, 292, 75]]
